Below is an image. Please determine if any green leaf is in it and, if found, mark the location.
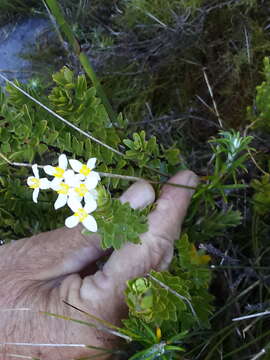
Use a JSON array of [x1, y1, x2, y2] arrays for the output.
[[96, 199, 148, 250], [125, 271, 191, 325], [251, 174, 270, 215], [164, 148, 180, 165]]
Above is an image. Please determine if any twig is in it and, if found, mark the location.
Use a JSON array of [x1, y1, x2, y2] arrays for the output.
[[243, 120, 269, 176], [0, 308, 31, 312], [202, 68, 223, 128], [2, 343, 87, 348], [232, 311, 270, 322], [0, 152, 44, 169], [244, 26, 251, 65], [0, 73, 123, 157], [102, 172, 197, 189], [6, 355, 33, 359], [250, 349, 266, 360], [210, 279, 261, 320], [0, 154, 197, 190], [195, 95, 215, 114]]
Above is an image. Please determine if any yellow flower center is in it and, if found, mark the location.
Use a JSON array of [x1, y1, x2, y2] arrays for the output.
[[57, 183, 70, 195], [29, 178, 40, 189], [80, 164, 91, 176], [53, 167, 65, 178], [75, 183, 88, 197], [74, 208, 88, 222]]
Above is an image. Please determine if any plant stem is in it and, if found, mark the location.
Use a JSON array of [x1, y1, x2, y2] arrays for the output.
[[44, 0, 116, 123], [0, 154, 197, 190]]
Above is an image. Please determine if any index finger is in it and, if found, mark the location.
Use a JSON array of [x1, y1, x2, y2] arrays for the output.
[[78, 171, 198, 316]]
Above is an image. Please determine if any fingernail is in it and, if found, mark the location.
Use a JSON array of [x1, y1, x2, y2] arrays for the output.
[[120, 181, 155, 210]]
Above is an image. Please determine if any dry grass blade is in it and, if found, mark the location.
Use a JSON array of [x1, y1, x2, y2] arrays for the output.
[[41, 311, 132, 342]]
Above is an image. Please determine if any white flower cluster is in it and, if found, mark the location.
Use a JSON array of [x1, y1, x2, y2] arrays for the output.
[[27, 154, 101, 232]]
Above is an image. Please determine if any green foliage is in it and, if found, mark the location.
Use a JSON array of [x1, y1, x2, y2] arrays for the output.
[[190, 208, 243, 242], [48, 66, 122, 165], [0, 0, 38, 24], [251, 174, 270, 215], [0, 168, 69, 240], [126, 234, 213, 329], [124, 131, 160, 168], [126, 271, 191, 326], [209, 130, 253, 176], [192, 130, 253, 210], [124, 130, 180, 169], [119, 0, 202, 28], [0, 67, 126, 242], [96, 199, 149, 249], [2, 2, 270, 357], [124, 235, 213, 358], [172, 234, 214, 327], [250, 57, 270, 130], [0, 67, 153, 249]]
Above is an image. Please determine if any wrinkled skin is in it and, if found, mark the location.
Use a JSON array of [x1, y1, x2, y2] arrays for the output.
[[0, 171, 198, 360]]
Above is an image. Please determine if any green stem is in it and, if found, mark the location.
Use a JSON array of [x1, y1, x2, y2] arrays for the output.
[[44, 0, 116, 123]]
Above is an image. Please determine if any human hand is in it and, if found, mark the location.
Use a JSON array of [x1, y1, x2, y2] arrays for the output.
[[0, 170, 198, 360]]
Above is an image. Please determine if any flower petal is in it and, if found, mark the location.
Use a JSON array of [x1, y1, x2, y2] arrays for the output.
[[69, 159, 82, 173], [32, 188, 39, 203], [32, 164, 39, 178], [64, 170, 82, 187], [84, 189, 98, 203], [63, 169, 75, 180], [54, 194, 67, 210], [85, 172, 100, 189], [92, 171, 101, 180], [84, 198, 97, 213], [27, 176, 35, 187], [39, 178, 51, 189], [50, 181, 61, 191], [87, 158, 97, 170], [51, 177, 62, 187], [68, 189, 82, 201], [65, 215, 79, 228], [67, 197, 81, 213], [82, 215, 97, 232], [58, 154, 68, 169], [44, 165, 55, 176]]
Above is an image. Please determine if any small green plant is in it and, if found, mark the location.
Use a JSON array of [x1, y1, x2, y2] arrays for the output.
[[251, 174, 270, 216], [248, 57, 270, 130]]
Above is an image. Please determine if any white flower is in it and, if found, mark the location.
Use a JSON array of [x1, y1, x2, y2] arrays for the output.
[[27, 164, 50, 203], [69, 157, 100, 188], [44, 154, 68, 186], [65, 197, 98, 232], [69, 182, 98, 204], [51, 170, 84, 210]]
